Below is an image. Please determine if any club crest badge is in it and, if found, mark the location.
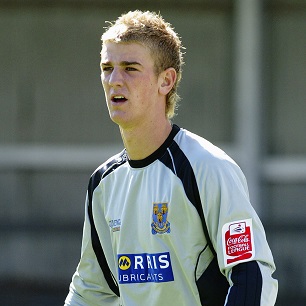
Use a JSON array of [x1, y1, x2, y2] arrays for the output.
[[151, 203, 171, 235]]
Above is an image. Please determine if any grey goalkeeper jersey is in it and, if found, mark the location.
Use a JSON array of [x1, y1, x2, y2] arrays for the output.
[[65, 125, 278, 306]]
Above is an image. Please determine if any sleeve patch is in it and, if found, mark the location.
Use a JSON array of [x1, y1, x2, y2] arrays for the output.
[[222, 218, 255, 267]]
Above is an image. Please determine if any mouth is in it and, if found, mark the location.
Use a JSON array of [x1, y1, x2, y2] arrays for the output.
[[111, 95, 128, 103]]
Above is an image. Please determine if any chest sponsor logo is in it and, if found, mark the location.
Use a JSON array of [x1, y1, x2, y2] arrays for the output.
[[151, 202, 171, 235], [222, 218, 255, 267], [118, 252, 174, 284]]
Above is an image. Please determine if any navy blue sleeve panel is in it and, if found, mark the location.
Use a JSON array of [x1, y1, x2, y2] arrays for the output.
[[196, 257, 230, 306], [226, 261, 262, 306]]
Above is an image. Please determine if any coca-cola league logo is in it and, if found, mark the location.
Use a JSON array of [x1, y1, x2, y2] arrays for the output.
[[222, 219, 255, 266]]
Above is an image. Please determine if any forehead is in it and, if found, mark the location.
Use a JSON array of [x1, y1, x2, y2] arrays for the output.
[[101, 41, 154, 65]]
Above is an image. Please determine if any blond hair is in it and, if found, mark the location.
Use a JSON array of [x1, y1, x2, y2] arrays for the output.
[[101, 10, 184, 119]]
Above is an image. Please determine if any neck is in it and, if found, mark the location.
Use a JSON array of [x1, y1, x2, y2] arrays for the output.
[[119, 119, 172, 160]]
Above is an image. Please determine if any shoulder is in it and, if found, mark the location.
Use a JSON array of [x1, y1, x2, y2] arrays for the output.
[[174, 128, 246, 185], [88, 149, 128, 192], [175, 128, 237, 168]]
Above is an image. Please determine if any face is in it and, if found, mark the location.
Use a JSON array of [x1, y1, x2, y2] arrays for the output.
[[100, 41, 165, 129]]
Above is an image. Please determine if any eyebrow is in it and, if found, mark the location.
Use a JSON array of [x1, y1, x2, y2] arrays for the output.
[[101, 61, 142, 67]]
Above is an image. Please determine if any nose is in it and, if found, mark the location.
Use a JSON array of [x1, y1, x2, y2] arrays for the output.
[[108, 67, 124, 87]]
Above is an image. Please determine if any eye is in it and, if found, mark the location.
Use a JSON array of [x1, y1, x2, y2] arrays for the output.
[[102, 66, 113, 72], [126, 67, 137, 71]]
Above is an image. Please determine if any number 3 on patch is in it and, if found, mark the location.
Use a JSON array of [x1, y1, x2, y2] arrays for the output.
[[222, 218, 255, 267]]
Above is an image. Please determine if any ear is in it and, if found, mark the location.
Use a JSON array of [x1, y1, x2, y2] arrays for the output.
[[158, 68, 177, 96]]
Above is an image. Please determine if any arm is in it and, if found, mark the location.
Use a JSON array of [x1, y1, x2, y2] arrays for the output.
[[226, 260, 278, 306], [226, 261, 262, 305], [64, 194, 119, 306], [200, 157, 278, 305]]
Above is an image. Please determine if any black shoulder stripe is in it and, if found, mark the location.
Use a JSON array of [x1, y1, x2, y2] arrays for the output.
[[87, 151, 127, 297], [159, 141, 216, 257], [159, 142, 230, 304]]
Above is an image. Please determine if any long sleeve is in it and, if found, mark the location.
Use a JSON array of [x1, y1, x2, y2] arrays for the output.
[[198, 155, 278, 305], [64, 194, 119, 306]]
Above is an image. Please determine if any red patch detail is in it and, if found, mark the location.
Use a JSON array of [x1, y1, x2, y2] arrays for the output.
[[224, 221, 253, 265]]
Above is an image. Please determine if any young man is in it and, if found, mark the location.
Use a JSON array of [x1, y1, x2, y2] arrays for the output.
[[65, 10, 278, 306]]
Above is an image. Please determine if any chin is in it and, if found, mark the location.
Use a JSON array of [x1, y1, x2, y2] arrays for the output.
[[110, 114, 128, 127]]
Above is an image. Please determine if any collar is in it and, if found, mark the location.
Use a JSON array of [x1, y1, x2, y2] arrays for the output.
[[127, 124, 180, 168]]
